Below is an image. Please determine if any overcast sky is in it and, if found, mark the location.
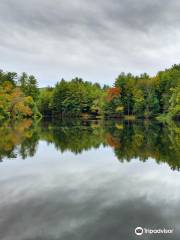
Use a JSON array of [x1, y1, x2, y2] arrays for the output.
[[0, 0, 180, 86]]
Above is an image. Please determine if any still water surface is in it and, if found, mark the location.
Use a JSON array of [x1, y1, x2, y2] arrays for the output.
[[0, 119, 180, 239]]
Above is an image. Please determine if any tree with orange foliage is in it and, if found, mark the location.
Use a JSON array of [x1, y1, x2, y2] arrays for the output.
[[106, 87, 121, 101], [0, 81, 37, 120], [104, 87, 124, 117]]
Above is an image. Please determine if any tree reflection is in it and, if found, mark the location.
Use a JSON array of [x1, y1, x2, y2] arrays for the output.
[[0, 119, 180, 171], [0, 119, 39, 161], [106, 121, 180, 171], [39, 119, 106, 154]]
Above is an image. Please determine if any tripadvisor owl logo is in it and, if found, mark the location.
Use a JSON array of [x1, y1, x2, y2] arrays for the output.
[[134, 226, 174, 236], [135, 227, 143, 236]]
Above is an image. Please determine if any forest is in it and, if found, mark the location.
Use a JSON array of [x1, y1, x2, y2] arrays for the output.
[[0, 64, 180, 121]]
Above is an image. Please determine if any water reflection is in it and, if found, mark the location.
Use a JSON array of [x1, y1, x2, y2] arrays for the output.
[[0, 119, 180, 171], [0, 119, 180, 239], [0, 148, 180, 240], [0, 119, 39, 161]]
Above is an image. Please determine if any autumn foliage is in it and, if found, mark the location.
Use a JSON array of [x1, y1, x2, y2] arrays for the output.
[[106, 133, 121, 149], [0, 82, 34, 120], [106, 87, 121, 101]]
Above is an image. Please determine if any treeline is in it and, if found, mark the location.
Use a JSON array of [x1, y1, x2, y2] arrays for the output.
[[38, 78, 106, 117], [0, 64, 180, 120], [39, 64, 180, 120], [113, 65, 180, 120]]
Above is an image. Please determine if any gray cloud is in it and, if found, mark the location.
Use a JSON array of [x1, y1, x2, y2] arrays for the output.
[[0, 0, 180, 86]]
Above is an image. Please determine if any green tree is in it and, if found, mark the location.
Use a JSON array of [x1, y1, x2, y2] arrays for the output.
[[19, 73, 39, 101], [168, 85, 180, 119], [38, 87, 53, 116]]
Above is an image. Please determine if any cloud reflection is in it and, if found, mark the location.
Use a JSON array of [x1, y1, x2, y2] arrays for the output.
[[0, 145, 180, 239]]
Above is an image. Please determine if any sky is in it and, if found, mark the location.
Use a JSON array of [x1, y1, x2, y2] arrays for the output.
[[0, 0, 180, 87]]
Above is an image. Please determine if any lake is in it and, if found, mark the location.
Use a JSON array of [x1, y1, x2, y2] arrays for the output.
[[0, 119, 180, 239]]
